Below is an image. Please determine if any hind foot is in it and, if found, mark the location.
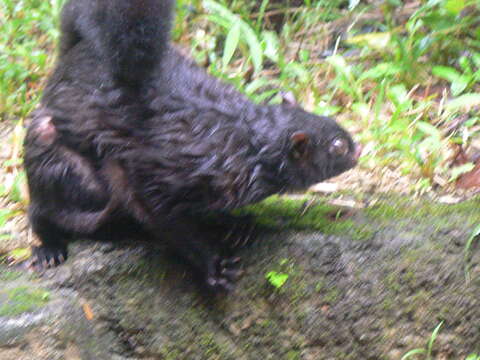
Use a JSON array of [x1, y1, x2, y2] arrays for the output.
[[205, 255, 243, 293], [29, 245, 67, 271]]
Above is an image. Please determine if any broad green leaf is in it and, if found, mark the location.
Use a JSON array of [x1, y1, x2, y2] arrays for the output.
[[204, 0, 263, 72], [388, 84, 410, 107], [345, 32, 391, 50], [360, 62, 400, 80], [284, 62, 310, 83], [0, 209, 15, 228], [222, 21, 241, 70], [315, 102, 342, 117], [459, 56, 472, 75], [244, 77, 273, 96], [10, 170, 27, 204], [471, 53, 480, 69], [5, 247, 31, 263], [445, 0, 465, 14], [449, 163, 475, 182], [244, 32, 263, 73], [465, 353, 480, 360], [451, 79, 469, 96], [416, 121, 441, 139], [262, 31, 280, 63], [446, 93, 480, 110], [432, 66, 462, 83], [326, 55, 354, 81]]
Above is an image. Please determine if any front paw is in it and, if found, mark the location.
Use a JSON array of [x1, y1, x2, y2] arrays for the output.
[[29, 245, 67, 271], [205, 255, 243, 293]]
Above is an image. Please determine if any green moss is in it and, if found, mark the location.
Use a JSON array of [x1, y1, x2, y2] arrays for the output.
[[323, 286, 340, 304], [0, 269, 23, 281], [237, 195, 374, 240], [0, 286, 50, 317], [365, 195, 480, 227], [315, 280, 326, 293], [286, 350, 301, 360], [200, 333, 230, 358], [384, 273, 401, 293], [382, 298, 394, 311], [160, 346, 182, 360]]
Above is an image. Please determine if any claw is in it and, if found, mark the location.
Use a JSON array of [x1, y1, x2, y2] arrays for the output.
[[205, 255, 243, 293], [29, 245, 67, 272], [220, 257, 241, 267], [221, 268, 243, 280]]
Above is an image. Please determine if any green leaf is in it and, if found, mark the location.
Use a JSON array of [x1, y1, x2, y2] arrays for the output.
[[445, 0, 465, 14], [449, 163, 475, 182], [346, 32, 391, 50], [222, 21, 241, 70], [284, 62, 310, 83], [0, 234, 11, 242], [432, 66, 462, 83], [465, 353, 479, 360], [465, 224, 480, 255], [471, 53, 480, 69], [360, 62, 400, 80], [451, 78, 469, 96], [326, 55, 354, 83], [0, 209, 15, 228], [427, 321, 443, 358], [416, 122, 441, 140], [465, 223, 480, 281], [9, 170, 27, 204], [204, 0, 263, 72], [401, 348, 426, 360], [6, 247, 31, 263], [446, 93, 480, 110], [266, 271, 289, 289], [262, 31, 280, 63], [388, 84, 410, 108], [351, 102, 371, 120], [459, 56, 472, 75]]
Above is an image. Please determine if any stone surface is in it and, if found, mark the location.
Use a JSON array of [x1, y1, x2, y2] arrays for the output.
[[0, 196, 479, 359]]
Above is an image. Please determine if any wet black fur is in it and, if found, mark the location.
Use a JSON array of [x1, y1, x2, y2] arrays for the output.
[[24, 11, 357, 291], [59, 0, 173, 88]]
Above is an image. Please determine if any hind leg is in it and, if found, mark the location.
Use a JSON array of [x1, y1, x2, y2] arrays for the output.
[[24, 111, 113, 269], [28, 206, 71, 270]]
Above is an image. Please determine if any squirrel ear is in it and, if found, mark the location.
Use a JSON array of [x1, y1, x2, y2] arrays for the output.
[[281, 91, 297, 107], [290, 132, 310, 159]]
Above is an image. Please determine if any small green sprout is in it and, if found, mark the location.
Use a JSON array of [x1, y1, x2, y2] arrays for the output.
[[265, 271, 289, 289]]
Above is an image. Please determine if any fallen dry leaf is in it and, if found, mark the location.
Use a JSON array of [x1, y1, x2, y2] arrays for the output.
[[457, 161, 480, 189], [82, 303, 94, 321]]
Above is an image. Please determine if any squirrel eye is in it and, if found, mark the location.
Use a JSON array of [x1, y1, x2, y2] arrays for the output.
[[329, 137, 349, 157]]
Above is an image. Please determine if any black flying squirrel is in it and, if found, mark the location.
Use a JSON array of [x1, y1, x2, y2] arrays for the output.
[[24, 6, 360, 292]]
